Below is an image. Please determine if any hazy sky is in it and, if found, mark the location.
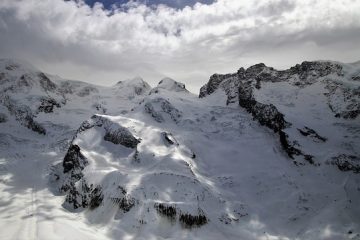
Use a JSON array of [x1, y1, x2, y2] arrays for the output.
[[0, 0, 360, 93]]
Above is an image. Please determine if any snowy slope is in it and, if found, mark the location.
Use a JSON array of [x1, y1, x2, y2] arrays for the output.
[[0, 59, 359, 240]]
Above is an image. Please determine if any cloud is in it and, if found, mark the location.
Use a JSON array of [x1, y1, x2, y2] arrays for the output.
[[0, 0, 360, 92]]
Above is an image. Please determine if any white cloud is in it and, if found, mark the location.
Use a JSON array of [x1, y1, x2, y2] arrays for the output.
[[0, 0, 360, 92]]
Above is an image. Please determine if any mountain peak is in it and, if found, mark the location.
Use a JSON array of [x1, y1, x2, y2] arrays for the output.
[[153, 77, 188, 93]]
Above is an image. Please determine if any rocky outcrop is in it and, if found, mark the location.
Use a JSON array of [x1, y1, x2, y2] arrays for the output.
[[62, 144, 88, 174], [298, 127, 327, 142], [144, 98, 182, 123], [327, 154, 360, 173], [237, 81, 311, 161], [179, 211, 208, 228], [154, 203, 177, 220], [53, 115, 141, 211], [38, 97, 61, 113], [76, 115, 140, 149], [161, 132, 179, 146], [104, 127, 140, 148], [38, 72, 57, 92], [1, 96, 46, 135], [0, 113, 7, 123]]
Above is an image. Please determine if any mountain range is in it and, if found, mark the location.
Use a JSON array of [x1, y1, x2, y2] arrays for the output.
[[0, 58, 359, 240]]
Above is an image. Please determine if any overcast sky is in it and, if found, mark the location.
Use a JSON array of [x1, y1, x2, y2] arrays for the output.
[[1, 0, 360, 92]]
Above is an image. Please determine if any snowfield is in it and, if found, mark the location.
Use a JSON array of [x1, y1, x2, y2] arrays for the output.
[[0, 58, 359, 240]]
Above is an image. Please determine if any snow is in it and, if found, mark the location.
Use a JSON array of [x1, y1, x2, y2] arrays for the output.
[[0, 59, 359, 239]]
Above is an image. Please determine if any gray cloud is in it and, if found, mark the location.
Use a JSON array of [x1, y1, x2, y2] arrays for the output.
[[0, 0, 359, 92]]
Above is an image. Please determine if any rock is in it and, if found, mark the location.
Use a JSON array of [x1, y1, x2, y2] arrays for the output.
[[89, 185, 104, 210], [327, 154, 360, 173], [298, 127, 327, 142], [179, 211, 208, 228], [1, 96, 46, 135], [0, 113, 7, 123], [38, 97, 61, 113], [104, 127, 140, 148], [38, 72, 57, 92], [154, 203, 177, 220], [63, 144, 88, 174], [76, 115, 140, 149], [161, 132, 179, 146], [144, 98, 182, 123]]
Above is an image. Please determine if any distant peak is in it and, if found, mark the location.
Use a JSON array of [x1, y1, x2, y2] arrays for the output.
[[115, 76, 151, 95], [156, 77, 188, 92]]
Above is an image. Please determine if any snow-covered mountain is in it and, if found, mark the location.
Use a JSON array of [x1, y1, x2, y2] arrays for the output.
[[0, 58, 359, 240]]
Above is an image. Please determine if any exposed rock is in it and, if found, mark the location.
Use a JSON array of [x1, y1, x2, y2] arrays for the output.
[[199, 61, 355, 162], [144, 101, 164, 123], [179, 211, 208, 228], [38, 72, 57, 92], [76, 115, 140, 148], [92, 103, 107, 113], [38, 97, 61, 113], [327, 154, 360, 173], [298, 127, 327, 142], [112, 193, 136, 213], [104, 127, 140, 148], [199, 73, 237, 98], [161, 132, 179, 146], [154, 203, 177, 220], [63, 144, 88, 174], [89, 185, 104, 210], [1, 96, 46, 135], [290, 61, 343, 82], [0, 113, 7, 123], [144, 98, 182, 123]]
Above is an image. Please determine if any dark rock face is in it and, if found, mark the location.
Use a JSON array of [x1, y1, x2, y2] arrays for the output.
[[63, 144, 88, 174], [1, 96, 46, 135], [325, 82, 360, 119], [155, 203, 177, 220], [290, 61, 343, 81], [179, 212, 208, 228], [199, 73, 237, 98], [161, 132, 179, 146], [298, 127, 327, 142], [327, 154, 360, 173], [144, 101, 164, 122], [104, 127, 140, 148], [38, 97, 61, 113], [76, 115, 140, 149], [236, 80, 309, 161], [111, 188, 136, 213], [57, 144, 90, 209], [144, 98, 182, 123], [0, 113, 7, 123], [25, 115, 46, 135], [38, 72, 57, 92], [89, 185, 104, 210]]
